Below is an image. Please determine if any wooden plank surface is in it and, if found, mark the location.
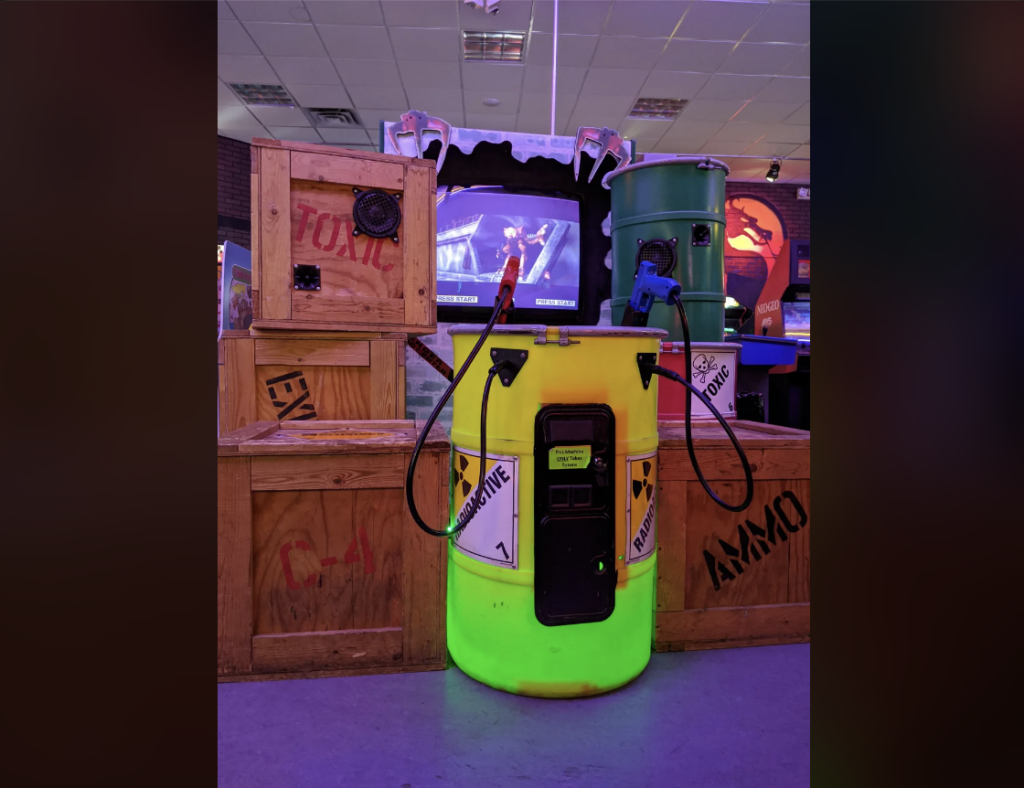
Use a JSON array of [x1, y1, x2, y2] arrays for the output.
[[655, 603, 810, 648], [252, 628, 403, 673], [292, 295, 406, 324], [252, 137, 430, 168], [658, 448, 809, 481], [352, 489, 404, 630], [253, 365, 371, 423], [251, 318, 438, 335], [370, 340, 399, 419], [221, 338, 258, 437], [218, 457, 253, 674], [654, 474, 688, 612], [249, 329, 383, 340], [218, 660, 445, 684], [787, 480, 811, 603], [291, 150, 404, 190], [254, 339, 370, 367], [278, 419, 415, 430], [658, 421, 809, 449], [402, 451, 449, 665], [219, 421, 280, 455], [236, 423, 449, 455], [258, 147, 292, 320], [251, 454, 405, 491], [402, 164, 434, 328]]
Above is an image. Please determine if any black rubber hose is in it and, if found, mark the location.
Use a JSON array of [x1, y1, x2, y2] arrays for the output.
[[652, 295, 754, 513], [406, 289, 509, 538]]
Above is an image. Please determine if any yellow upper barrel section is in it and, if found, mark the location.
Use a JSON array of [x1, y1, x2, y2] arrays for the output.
[[450, 325, 667, 458]]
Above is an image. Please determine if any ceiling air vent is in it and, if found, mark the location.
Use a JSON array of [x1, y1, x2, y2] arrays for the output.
[[462, 31, 525, 62], [304, 108, 363, 128], [229, 84, 294, 107], [629, 98, 687, 120]]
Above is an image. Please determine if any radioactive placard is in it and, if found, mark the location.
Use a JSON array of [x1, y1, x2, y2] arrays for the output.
[[450, 446, 519, 569], [626, 452, 657, 565]]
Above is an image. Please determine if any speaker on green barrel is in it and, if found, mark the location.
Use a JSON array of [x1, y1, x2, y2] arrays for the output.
[[605, 157, 730, 343]]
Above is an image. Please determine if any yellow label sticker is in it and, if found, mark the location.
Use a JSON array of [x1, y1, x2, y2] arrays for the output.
[[290, 430, 389, 441], [549, 445, 591, 470], [626, 452, 657, 565]]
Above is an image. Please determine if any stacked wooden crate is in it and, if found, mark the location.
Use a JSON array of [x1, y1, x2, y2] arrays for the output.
[[218, 140, 447, 682]]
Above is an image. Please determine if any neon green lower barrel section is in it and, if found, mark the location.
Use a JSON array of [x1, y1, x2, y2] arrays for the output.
[[447, 325, 665, 698]]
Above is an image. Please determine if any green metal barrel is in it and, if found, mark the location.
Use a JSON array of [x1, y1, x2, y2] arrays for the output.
[[605, 157, 730, 342]]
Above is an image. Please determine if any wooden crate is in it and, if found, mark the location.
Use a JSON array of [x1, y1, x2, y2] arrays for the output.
[[654, 421, 810, 652], [249, 138, 436, 334], [218, 420, 450, 682], [218, 329, 406, 436]]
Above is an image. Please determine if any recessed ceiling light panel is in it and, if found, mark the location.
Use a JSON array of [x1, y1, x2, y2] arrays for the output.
[[304, 108, 363, 128], [462, 31, 525, 62], [628, 98, 687, 120], [229, 83, 294, 107]]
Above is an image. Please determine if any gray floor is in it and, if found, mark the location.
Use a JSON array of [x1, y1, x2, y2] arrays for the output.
[[218, 644, 809, 788]]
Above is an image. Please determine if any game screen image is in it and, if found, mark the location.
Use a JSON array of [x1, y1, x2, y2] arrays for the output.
[[783, 300, 810, 340], [435, 186, 581, 311]]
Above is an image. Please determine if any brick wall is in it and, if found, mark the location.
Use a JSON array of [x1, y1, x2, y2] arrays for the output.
[[726, 181, 811, 242]]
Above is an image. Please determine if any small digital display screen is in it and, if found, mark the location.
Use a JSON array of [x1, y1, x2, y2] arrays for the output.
[[435, 186, 581, 311], [783, 301, 810, 340]]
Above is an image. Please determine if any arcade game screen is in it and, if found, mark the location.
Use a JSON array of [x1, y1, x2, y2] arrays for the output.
[[435, 186, 581, 311], [783, 300, 810, 341]]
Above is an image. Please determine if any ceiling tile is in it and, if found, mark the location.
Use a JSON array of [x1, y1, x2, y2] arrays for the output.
[[333, 58, 402, 87], [218, 54, 279, 83], [397, 60, 461, 89], [744, 141, 799, 158], [604, 1, 691, 38], [675, 1, 768, 42], [572, 94, 636, 118], [265, 126, 323, 143], [696, 74, 772, 101], [755, 76, 809, 103], [465, 114, 518, 132], [356, 108, 410, 129], [661, 119, 724, 141], [218, 79, 244, 107], [732, 100, 801, 124], [286, 85, 352, 108], [656, 39, 734, 73], [519, 92, 580, 116], [218, 1, 235, 21], [781, 45, 809, 77], [532, 1, 612, 35], [744, 3, 810, 45], [219, 127, 263, 143], [591, 37, 666, 70], [318, 25, 393, 60], [389, 27, 460, 61], [247, 105, 311, 126], [348, 85, 409, 109], [517, 115, 555, 134], [528, 34, 600, 67], [268, 56, 341, 85], [218, 104, 263, 130], [218, 20, 260, 55], [228, 2, 308, 23], [653, 136, 710, 154], [698, 141, 750, 155], [568, 113, 626, 135], [712, 121, 771, 142], [640, 70, 710, 99], [458, 0, 533, 32], [404, 87, 465, 113], [464, 89, 522, 113], [306, 1, 383, 26], [719, 43, 801, 76], [317, 128, 373, 144], [782, 102, 809, 125], [461, 62, 524, 92], [679, 98, 747, 122], [580, 67, 648, 96], [618, 118, 672, 141], [242, 22, 326, 57], [523, 65, 588, 94], [763, 124, 809, 143], [383, 1, 458, 29], [791, 144, 810, 158]]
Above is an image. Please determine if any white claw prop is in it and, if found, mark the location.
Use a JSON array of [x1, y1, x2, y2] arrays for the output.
[[386, 110, 453, 174], [463, 0, 501, 14], [573, 126, 632, 187]]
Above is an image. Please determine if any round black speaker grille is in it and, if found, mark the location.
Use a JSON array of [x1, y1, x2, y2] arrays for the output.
[[635, 239, 677, 277], [353, 190, 402, 239]]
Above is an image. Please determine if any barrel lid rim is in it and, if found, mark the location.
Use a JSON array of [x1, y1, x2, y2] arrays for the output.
[[602, 156, 731, 187], [448, 324, 668, 338], [662, 341, 738, 350]]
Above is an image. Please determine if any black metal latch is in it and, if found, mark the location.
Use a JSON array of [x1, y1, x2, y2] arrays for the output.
[[489, 348, 529, 387], [637, 353, 657, 390], [293, 264, 321, 291]]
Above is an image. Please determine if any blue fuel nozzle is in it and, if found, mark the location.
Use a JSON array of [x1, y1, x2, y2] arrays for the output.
[[622, 261, 683, 326]]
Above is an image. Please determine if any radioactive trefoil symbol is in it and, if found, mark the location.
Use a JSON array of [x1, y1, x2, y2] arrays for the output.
[[457, 454, 472, 498], [632, 461, 654, 503]]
